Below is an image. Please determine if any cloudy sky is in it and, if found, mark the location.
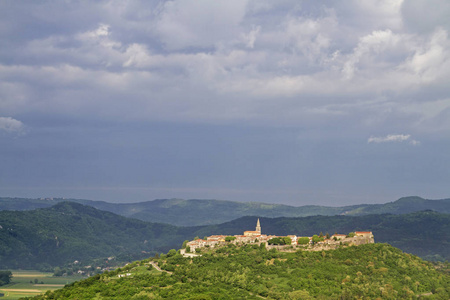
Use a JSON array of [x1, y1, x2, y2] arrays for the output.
[[1, 0, 449, 206]]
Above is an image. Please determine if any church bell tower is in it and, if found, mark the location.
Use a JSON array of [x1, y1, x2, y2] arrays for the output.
[[256, 218, 261, 233]]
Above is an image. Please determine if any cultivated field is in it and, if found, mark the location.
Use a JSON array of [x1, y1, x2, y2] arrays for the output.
[[0, 270, 83, 299]]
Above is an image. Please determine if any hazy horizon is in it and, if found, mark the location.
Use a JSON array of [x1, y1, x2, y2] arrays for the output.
[[0, 191, 445, 208]]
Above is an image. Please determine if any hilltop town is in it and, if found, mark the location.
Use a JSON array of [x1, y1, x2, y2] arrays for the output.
[[183, 219, 374, 254]]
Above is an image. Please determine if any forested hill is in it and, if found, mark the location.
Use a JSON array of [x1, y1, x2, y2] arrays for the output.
[[28, 243, 450, 299], [0, 202, 193, 269], [0, 202, 449, 270], [1, 196, 449, 226]]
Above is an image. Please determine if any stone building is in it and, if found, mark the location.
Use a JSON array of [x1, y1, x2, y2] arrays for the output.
[[244, 218, 262, 236]]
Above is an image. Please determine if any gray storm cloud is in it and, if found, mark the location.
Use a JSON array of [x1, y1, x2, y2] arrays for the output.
[[0, 0, 449, 204], [0, 1, 449, 129]]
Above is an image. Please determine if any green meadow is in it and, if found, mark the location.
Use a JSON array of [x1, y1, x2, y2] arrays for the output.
[[0, 270, 83, 299]]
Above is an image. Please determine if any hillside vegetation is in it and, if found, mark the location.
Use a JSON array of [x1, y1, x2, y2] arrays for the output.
[[0, 203, 448, 271], [0, 202, 188, 269], [1, 196, 449, 226], [27, 243, 450, 299]]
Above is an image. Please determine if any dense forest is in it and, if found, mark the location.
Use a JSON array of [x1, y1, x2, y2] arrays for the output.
[[1, 196, 449, 226], [0, 202, 188, 269], [27, 243, 450, 299], [0, 202, 449, 270]]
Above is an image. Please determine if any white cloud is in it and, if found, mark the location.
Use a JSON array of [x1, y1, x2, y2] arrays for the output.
[[282, 15, 335, 64], [403, 28, 450, 83], [367, 134, 420, 145], [0, 117, 25, 135], [123, 43, 153, 68], [342, 29, 402, 79], [355, 0, 404, 29], [79, 23, 111, 39], [242, 26, 260, 49]]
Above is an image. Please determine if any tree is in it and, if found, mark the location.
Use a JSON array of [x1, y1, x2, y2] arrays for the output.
[[53, 267, 64, 277], [268, 238, 281, 245], [268, 237, 291, 245], [312, 235, 320, 244], [298, 237, 310, 245], [0, 271, 12, 286], [225, 236, 236, 242], [347, 232, 356, 238], [181, 240, 189, 249], [311, 235, 324, 245]]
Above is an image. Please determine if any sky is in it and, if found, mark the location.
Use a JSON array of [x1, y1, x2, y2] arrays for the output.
[[1, 0, 449, 206]]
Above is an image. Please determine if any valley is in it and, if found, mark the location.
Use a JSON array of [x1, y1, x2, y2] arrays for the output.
[[0, 270, 82, 299]]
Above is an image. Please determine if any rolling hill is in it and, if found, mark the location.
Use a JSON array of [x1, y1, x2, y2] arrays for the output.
[[29, 243, 450, 299], [0, 202, 190, 269], [0, 202, 449, 270], [1, 196, 449, 226]]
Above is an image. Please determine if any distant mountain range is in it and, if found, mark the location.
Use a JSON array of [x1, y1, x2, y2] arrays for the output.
[[1, 196, 449, 226], [0, 202, 448, 269]]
